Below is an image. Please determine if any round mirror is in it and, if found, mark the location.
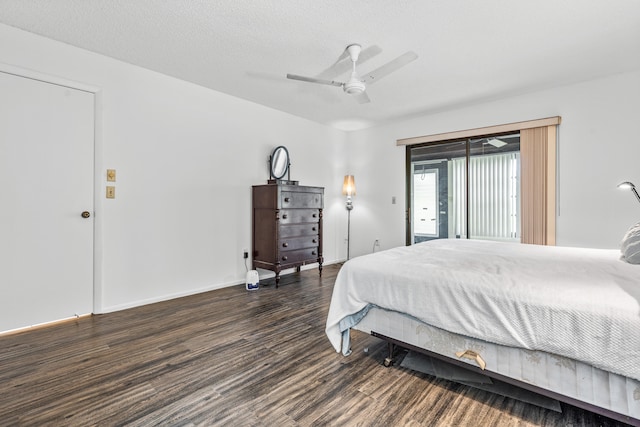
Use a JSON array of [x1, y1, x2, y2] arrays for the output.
[[270, 146, 290, 180]]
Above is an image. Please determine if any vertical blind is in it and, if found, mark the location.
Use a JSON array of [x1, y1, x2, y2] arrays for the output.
[[450, 158, 466, 238], [451, 152, 520, 241], [521, 126, 557, 245]]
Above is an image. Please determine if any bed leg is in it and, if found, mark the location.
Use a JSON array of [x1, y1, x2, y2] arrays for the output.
[[383, 342, 396, 367]]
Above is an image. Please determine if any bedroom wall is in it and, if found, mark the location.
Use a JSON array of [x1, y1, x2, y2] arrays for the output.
[[2, 21, 637, 317], [345, 69, 640, 255], [0, 24, 348, 313]]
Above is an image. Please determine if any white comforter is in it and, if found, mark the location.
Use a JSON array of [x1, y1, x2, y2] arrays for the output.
[[325, 239, 640, 381]]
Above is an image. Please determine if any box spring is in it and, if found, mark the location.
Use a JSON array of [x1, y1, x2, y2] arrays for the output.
[[354, 306, 640, 426]]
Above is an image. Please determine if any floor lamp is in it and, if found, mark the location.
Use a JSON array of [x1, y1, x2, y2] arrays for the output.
[[343, 175, 356, 260], [618, 181, 640, 205]]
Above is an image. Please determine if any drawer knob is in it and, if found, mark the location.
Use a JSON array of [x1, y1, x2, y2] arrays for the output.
[[282, 214, 288, 219], [312, 251, 316, 255], [312, 227, 316, 231], [312, 239, 317, 243], [284, 197, 290, 202], [282, 242, 288, 248], [312, 213, 317, 218], [282, 256, 288, 261]]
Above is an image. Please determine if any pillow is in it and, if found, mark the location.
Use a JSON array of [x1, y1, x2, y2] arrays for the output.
[[620, 221, 640, 264]]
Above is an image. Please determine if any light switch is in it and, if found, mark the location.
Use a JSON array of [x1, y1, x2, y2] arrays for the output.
[[106, 186, 115, 199], [107, 169, 116, 182]]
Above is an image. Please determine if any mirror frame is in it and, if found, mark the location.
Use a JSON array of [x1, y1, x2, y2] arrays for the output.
[[270, 146, 290, 180]]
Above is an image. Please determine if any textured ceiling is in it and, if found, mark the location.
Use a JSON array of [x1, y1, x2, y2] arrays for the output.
[[1, 1, 640, 130]]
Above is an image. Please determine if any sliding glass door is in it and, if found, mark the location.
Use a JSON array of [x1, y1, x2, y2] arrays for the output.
[[408, 140, 465, 243], [407, 134, 521, 245]]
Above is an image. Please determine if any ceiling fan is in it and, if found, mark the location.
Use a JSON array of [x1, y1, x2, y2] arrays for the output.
[[286, 44, 418, 104]]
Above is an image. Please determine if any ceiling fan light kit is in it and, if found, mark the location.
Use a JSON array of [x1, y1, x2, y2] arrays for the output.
[[286, 43, 417, 103], [344, 78, 365, 94]]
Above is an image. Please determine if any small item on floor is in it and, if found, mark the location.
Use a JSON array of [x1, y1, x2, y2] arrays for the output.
[[246, 270, 260, 291]]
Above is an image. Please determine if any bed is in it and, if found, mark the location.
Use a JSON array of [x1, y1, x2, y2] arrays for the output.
[[325, 239, 640, 425]]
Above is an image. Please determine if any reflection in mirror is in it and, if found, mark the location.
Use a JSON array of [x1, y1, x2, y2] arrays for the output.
[[270, 146, 290, 180]]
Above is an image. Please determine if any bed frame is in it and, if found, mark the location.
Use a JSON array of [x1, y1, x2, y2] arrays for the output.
[[353, 307, 640, 426]]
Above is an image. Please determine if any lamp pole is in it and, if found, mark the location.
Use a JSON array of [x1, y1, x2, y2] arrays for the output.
[[343, 175, 356, 261], [346, 195, 353, 260]]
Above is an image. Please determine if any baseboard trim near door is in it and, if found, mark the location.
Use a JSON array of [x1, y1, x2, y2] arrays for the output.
[[0, 313, 93, 337]]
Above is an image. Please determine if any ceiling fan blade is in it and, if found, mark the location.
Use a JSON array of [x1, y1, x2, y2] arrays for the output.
[[358, 45, 384, 65], [286, 74, 343, 87], [362, 51, 418, 85], [353, 91, 371, 104], [317, 45, 383, 80]]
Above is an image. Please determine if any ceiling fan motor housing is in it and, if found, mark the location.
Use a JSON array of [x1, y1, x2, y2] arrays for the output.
[[344, 44, 365, 95]]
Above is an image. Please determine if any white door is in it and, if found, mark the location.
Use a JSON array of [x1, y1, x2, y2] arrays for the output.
[[0, 71, 94, 333]]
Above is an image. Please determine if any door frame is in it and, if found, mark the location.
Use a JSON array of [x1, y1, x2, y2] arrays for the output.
[[0, 62, 104, 315]]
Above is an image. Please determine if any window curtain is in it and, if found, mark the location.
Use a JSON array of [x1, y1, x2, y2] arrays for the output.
[[520, 126, 557, 245]]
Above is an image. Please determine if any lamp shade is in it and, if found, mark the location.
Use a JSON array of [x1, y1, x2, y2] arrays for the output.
[[618, 181, 636, 190], [618, 181, 640, 204], [342, 175, 356, 196]]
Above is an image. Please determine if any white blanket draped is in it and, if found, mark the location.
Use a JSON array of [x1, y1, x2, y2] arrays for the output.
[[325, 239, 640, 381]]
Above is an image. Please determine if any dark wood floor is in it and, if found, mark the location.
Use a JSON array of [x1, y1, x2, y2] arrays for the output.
[[0, 264, 632, 426]]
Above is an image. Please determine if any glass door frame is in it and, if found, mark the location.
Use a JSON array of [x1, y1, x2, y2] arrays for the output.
[[406, 131, 519, 246]]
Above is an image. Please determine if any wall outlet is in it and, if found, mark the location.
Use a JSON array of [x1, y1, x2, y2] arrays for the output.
[[374, 239, 380, 247], [243, 249, 249, 259]]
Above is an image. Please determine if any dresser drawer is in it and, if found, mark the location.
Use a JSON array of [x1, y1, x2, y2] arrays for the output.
[[279, 209, 320, 224], [281, 191, 323, 209], [279, 223, 319, 238], [279, 247, 320, 264], [279, 235, 319, 252]]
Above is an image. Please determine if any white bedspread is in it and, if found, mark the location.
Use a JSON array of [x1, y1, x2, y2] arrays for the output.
[[325, 239, 640, 381]]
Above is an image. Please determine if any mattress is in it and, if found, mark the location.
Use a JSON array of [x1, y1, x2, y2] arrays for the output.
[[325, 239, 640, 381], [354, 306, 640, 421]]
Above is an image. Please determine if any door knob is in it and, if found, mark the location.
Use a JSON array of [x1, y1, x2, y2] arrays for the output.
[[81, 211, 91, 218]]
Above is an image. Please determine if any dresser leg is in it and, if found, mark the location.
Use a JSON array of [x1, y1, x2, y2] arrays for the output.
[[275, 273, 280, 288], [319, 263, 323, 276]]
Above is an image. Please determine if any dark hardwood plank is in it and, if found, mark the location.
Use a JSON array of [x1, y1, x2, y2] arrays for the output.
[[0, 264, 631, 426]]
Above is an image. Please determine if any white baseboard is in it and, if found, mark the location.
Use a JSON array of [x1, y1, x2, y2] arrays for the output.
[[99, 259, 341, 314]]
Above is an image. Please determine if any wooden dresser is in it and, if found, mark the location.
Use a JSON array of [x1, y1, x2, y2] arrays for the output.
[[252, 183, 324, 286]]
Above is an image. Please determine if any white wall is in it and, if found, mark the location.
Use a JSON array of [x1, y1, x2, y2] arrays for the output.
[[0, 24, 348, 313], [3, 21, 638, 318], [346, 70, 640, 256]]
